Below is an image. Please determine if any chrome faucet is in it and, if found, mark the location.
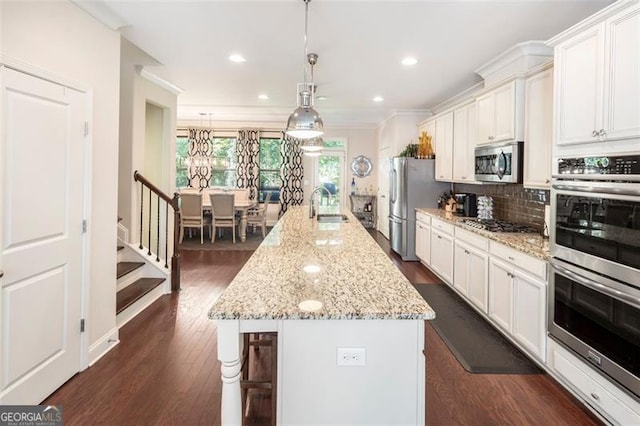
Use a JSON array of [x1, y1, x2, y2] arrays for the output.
[[309, 186, 332, 218]]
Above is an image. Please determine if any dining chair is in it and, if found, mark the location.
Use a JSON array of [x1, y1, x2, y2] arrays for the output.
[[179, 192, 210, 244], [246, 191, 272, 238], [210, 193, 237, 243], [227, 188, 250, 203]]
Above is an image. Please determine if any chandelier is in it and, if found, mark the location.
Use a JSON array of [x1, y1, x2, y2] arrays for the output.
[[285, 0, 324, 140]]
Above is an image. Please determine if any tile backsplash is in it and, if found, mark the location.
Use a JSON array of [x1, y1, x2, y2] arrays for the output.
[[454, 183, 549, 230]]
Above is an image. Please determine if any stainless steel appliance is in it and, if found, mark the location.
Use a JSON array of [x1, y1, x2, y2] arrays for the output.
[[454, 193, 477, 217], [474, 141, 523, 183], [549, 153, 640, 402], [389, 158, 448, 261]]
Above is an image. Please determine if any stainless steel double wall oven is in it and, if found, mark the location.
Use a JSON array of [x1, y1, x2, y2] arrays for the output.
[[549, 154, 640, 402]]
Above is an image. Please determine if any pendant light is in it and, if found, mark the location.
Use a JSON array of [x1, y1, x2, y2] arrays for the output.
[[285, 0, 324, 140]]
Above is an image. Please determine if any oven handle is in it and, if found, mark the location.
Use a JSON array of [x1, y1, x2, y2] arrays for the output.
[[551, 182, 640, 197], [550, 259, 640, 310]]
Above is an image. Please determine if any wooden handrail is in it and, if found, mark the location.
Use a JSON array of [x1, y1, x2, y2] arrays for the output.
[[133, 170, 181, 291], [134, 170, 178, 208]]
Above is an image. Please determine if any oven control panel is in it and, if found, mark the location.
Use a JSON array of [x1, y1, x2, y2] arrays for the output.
[[558, 154, 640, 175]]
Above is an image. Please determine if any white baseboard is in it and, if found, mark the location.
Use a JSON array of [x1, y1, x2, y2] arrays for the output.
[[88, 327, 119, 367]]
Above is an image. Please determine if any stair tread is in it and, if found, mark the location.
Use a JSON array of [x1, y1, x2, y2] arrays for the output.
[[116, 278, 165, 314], [117, 245, 125, 252], [117, 261, 145, 279]]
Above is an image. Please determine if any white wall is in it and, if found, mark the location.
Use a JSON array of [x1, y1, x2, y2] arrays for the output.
[[119, 39, 177, 243], [1, 1, 121, 353]]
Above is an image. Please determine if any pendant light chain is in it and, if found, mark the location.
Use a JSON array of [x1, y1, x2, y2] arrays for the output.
[[303, 0, 309, 88]]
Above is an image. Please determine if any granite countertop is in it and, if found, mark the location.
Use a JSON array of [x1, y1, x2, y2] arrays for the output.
[[209, 206, 435, 321], [416, 207, 550, 260]]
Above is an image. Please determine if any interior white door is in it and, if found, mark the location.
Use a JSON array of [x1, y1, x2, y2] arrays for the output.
[[377, 146, 391, 238], [0, 67, 87, 404]]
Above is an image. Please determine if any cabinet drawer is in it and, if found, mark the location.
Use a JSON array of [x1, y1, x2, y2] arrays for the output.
[[551, 342, 640, 425], [416, 211, 430, 225], [455, 227, 489, 251], [489, 241, 546, 279], [431, 217, 454, 235]]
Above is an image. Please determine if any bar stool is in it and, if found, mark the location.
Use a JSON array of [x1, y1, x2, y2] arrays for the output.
[[241, 332, 277, 426]]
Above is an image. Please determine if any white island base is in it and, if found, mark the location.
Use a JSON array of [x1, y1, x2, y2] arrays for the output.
[[218, 318, 425, 425]]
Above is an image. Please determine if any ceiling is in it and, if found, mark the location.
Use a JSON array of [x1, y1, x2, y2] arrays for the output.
[[84, 0, 612, 127]]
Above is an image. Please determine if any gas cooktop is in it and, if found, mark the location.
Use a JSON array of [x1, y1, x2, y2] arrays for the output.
[[462, 219, 539, 234]]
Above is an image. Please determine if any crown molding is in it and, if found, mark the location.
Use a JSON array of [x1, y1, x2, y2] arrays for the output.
[[138, 67, 183, 95], [70, 0, 127, 31]]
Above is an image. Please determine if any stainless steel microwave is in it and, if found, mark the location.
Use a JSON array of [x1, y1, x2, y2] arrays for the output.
[[474, 141, 523, 183]]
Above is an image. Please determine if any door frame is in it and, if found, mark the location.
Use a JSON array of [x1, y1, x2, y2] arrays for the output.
[[0, 55, 92, 371]]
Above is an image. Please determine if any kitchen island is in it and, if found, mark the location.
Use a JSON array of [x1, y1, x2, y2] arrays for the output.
[[209, 206, 434, 425]]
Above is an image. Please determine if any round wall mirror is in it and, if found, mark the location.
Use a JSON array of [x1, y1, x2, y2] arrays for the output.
[[351, 155, 373, 177]]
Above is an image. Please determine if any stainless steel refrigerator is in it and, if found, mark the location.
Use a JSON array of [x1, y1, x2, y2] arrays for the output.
[[389, 158, 449, 261]]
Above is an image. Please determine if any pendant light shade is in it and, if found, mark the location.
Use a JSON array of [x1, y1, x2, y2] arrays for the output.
[[299, 136, 323, 152], [285, 0, 324, 140]]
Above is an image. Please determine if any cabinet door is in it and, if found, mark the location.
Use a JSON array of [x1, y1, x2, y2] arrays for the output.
[[431, 229, 454, 284], [603, 4, 640, 141], [435, 112, 454, 181], [453, 103, 477, 182], [488, 258, 513, 332], [453, 242, 468, 296], [415, 222, 431, 265], [513, 270, 547, 361], [377, 146, 391, 238], [554, 23, 605, 145], [524, 69, 553, 189], [476, 93, 494, 144], [493, 81, 516, 142], [467, 246, 489, 314]]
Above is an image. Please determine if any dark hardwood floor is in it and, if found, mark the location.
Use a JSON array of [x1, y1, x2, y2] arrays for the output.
[[45, 234, 600, 425]]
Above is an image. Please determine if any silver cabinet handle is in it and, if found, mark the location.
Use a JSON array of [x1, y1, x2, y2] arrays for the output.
[[507, 272, 514, 278], [508, 256, 515, 261], [437, 235, 442, 239], [545, 179, 550, 184], [590, 393, 599, 401], [464, 250, 470, 254], [461, 176, 467, 179], [592, 130, 599, 137], [0, 270, 3, 278], [488, 136, 495, 140], [598, 129, 606, 137]]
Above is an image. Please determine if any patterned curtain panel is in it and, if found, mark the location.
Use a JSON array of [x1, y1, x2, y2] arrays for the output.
[[236, 130, 260, 199], [188, 128, 213, 189], [279, 133, 305, 216]]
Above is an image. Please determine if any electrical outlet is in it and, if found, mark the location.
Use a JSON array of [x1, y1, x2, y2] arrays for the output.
[[337, 347, 366, 366]]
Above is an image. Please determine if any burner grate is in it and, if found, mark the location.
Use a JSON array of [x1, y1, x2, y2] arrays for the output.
[[462, 219, 538, 233]]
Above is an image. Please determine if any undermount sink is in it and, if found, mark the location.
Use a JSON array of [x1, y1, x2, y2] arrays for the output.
[[317, 214, 349, 223]]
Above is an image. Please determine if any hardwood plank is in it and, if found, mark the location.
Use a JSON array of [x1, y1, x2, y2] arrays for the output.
[[44, 235, 601, 426]]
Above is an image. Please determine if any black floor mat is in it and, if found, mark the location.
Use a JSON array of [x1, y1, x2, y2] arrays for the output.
[[414, 283, 542, 374]]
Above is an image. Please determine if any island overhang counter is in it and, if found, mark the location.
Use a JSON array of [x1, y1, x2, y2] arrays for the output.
[[209, 206, 435, 425]]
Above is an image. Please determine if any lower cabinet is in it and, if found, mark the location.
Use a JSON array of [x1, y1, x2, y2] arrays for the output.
[[415, 220, 431, 265], [431, 228, 454, 284], [453, 240, 488, 313], [489, 257, 547, 361]]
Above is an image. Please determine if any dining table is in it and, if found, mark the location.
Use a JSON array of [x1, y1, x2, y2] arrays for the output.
[[200, 189, 257, 242]]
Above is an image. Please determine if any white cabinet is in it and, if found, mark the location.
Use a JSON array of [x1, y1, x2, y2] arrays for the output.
[[453, 102, 477, 183], [488, 258, 514, 332], [415, 213, 431, 265], [453, 228, 489, 313], [551, 1, 640, 146], [430, 227, 454, 285], [476, 80, 525, 145], [548, 339, 640, 426], [434, 112, 454, 181], [489, 242, 547, 361], [524, 68, 553, 189]]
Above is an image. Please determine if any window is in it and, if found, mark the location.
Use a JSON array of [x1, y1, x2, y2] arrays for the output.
[[209, 137, 237, 187], [258, 137, 281, 203], [176, 133, 189, 188]]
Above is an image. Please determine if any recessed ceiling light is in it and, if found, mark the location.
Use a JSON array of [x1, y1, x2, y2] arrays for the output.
[[228, 54, 246, 63], [258, 94, 269, 100], [316, 95, 328, 101], [402, 56, 418, 66], [373, 96, 384, 103]]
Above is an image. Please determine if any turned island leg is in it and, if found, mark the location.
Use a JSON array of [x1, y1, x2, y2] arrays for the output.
[[218, 320, 242, 425]]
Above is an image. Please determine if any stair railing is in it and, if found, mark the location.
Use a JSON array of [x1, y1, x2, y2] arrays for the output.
[[133, 171, 181, 291]]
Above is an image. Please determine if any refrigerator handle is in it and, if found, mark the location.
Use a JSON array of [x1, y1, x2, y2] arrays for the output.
[[390, 168, 397, 204]]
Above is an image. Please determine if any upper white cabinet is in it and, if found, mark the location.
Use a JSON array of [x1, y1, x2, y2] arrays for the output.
[[453, 102, 478, 183], [476, 79, 525, 145], [524, 67, 553, 189], [550, 1, 640, 146], [434, 112, 454, 181]]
